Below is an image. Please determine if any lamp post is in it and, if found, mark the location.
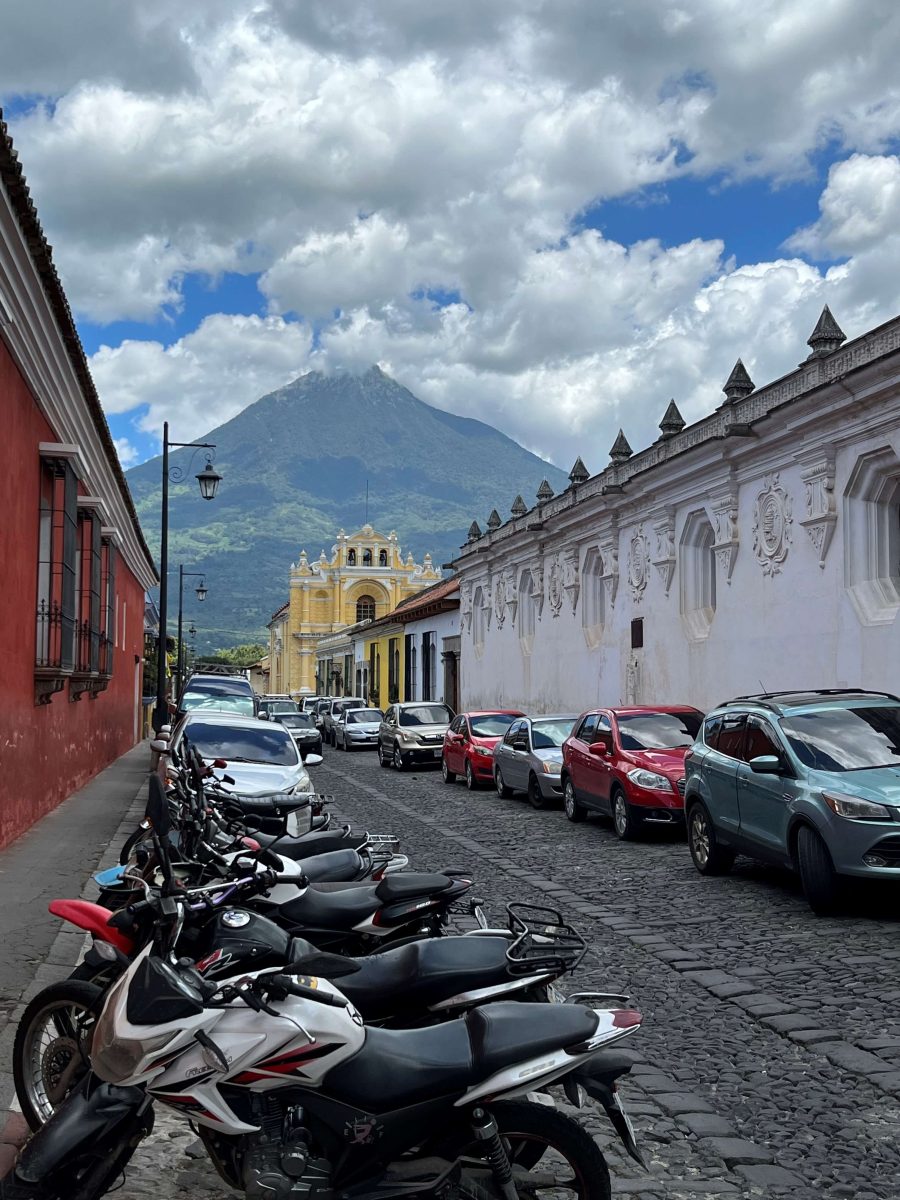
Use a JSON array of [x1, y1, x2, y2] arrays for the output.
[[154, 422, 222, 732], [175, 567, 207, 701]]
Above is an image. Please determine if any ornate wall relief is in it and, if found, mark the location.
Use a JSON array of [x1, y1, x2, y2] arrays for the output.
[[492, 572, 507, 628], [799, 454, 837, 568], [652, 509, 676, 595], [459, 582, 473, 633], [563, 548, 580, 613], [627, 526, 650, 601], [752, 474, 793, 576], [547, 555, 564, 617], [482, 579, 493, 631], [710, 492, 739, 583], [600, 542, 619, 608], [531, 563, 544, 620]]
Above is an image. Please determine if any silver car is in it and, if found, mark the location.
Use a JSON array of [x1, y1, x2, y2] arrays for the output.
[[379, 702, 455, 771], [334, 707, 384, 751], [493, 714, 579, 808], [322, 697, 366, 746], [169, 711, 320, 832]]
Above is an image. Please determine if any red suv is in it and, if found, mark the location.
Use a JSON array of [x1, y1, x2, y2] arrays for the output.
[[561, 706, 704, 839], [443, 710, 525, 790]]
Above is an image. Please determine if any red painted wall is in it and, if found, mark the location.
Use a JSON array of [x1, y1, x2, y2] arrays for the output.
[[0, 340, 147, 847]]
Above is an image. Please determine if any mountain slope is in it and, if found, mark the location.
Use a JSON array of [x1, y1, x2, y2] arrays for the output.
[[126, 367, 568, 649]]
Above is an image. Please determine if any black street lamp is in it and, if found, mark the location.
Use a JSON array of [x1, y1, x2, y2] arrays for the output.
[[173, 567, 208, 703], [153, 421, 221, 732]]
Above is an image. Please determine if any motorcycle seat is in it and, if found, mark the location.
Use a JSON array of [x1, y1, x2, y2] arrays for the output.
[[280, 884, 382, 930], [254, 831, 368, 860], [374, 873, 453, 903], [228, 794, 310, 816], [334, 935, 513, 1020], [324, 1002, 600, 1110], [298, 849, 364, 884]]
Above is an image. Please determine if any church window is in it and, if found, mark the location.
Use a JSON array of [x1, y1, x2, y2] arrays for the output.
[[518, 569, 535, 655], [680, 511, 717, 640], [844, 447, 900, 625], [581, 547, 605, 648], [363, 549, 373, 566], [347, 549, 356, 566], [379, 549, 388, 566], [356, 594, 376, 622]]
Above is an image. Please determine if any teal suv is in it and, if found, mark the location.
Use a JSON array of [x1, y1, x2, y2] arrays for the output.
[[684, 691, 900, 914]]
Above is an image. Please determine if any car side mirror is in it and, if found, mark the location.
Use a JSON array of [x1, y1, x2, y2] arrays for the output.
[[258, 711, 269, 720], [305, 753, 323, 766], [588, 742, 608, 757], [749, 754, 783, 774], [149, 738, 169, 754]]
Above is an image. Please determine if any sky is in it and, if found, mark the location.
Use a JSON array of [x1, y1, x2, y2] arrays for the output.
[[4, 0, 900, 473]]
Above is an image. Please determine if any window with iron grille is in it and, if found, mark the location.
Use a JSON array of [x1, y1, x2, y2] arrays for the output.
[[36, 459, 78, 672], [421, 631, 436, 701], [100, 538, 117, 675], [76, 511, 102, 673]]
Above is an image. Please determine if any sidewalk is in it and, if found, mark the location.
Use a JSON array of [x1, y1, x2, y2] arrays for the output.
[[0, 742, 151, 1163]]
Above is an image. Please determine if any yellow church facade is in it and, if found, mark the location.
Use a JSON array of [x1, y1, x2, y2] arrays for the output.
[[267, 525, 441, 696]]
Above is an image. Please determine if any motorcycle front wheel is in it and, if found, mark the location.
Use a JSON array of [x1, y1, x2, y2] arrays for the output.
[[13, 982, 105, 1131], [2, 1120, 150, 1200], [442, 1100, 611, 1200]]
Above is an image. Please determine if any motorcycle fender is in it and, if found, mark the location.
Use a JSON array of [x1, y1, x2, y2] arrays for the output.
[[17, 1077, 152, 1183], [566, 1057, 645, 1168]]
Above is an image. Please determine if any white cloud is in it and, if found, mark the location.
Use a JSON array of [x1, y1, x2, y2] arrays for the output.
[[788, 154, 900, 258], [113, 436, 140, 466]]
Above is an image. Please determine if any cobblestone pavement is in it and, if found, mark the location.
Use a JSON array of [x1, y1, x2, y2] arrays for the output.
[[26, 748, 900, 1199]]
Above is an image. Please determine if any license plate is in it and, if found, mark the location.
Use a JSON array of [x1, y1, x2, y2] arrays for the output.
[[433, 748, 442, 758]]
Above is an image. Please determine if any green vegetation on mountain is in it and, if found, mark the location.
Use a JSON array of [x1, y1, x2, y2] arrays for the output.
[[126, 367, 568, 649]]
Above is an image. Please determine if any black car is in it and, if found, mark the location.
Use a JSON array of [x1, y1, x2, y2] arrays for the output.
[[273, 711, 323, 758]]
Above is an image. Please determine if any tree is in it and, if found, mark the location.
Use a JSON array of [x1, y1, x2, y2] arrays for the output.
[[211, 642, 267, 667]]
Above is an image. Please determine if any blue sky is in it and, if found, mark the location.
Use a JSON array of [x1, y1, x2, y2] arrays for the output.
[[4, 1, 900, 468]]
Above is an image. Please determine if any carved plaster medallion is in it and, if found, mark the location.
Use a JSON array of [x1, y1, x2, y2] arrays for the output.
[[627, 527, 650, 601], [493, 574, 507, 628], [547, 556, 564, 617], [563, 548, 580, 613], [753, 474, 793, 576]]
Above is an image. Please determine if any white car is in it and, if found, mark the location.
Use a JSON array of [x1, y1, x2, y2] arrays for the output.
[[334, 707, 384, 751]]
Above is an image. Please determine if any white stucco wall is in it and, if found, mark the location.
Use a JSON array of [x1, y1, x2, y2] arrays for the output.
[[402, 609, 459, 704], [455, 317, 900, 716]]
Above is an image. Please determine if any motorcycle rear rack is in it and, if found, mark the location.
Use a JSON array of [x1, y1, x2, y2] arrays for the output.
[[505, 902, 587, 977], [565, 989, 631, 1008]]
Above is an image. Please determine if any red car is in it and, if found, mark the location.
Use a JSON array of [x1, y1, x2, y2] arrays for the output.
[[442, 710, 525, 790], [561, 706, 704, 839]]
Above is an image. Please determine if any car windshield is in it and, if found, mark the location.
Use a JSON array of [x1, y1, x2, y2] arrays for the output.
[[531, 719, 577, 749], [780, 706, 900, 771], [470, 714, 519, 737], [400, 705, 452, 726], [278, 714, 313, 728], [181, 693, 256, 718], [335, 700, 364, 714], [617, 711, 703, 750], [266, 701, 298, 714], [184, 722, 299, 765], [347, 709, 382, 724]]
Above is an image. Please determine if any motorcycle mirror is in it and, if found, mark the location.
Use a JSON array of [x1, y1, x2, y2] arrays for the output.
[[150, 738, 170, 754], [305, 753, 324, 766], [212, 758, 228, 769], [235, 855, 257, 873]]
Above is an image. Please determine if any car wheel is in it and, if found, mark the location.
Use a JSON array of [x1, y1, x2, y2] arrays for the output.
[[796, 825, 841, 915], [495, 768, 514, 798], [393, 744, 407, 771], [465, 761, 478, 791], [563, 778, 585, 823], [687, 803, 735, 875], [379, 743, 391, 768], [612, 787, 640, 841], [441, 758, 456, 784], [527, 773, 548, 810]]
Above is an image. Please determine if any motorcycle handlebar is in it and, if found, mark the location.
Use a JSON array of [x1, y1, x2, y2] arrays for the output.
[[266, 974, 349, 1007]]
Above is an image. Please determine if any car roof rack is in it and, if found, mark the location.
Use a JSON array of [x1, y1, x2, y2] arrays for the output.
[[717, 688, 900, 715]]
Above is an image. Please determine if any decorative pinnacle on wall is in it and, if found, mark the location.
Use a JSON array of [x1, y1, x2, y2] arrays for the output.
[[568, 456, 589, 485], [609, 429, 633, 464], [722, 359, 755, 403], [658, 399, 685, 439], [511, 494, 528, 517], [536, 479, 555, 502], [806, 305, 846, 359], [468, 520, 482, 542], [486, 509, 502, 530]]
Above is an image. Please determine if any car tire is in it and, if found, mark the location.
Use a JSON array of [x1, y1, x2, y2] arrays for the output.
[[527, 773, 548, 810], [441, 758, 456, 784], [495, 767, 514, 798], [379, 743, 391, 768], [687, 802, 735, 875], [465, 761, 478, 791], [563, 778, 586, 823], [393, 744, 407, 771], [797, 825, 841, 916], [612, 787, 640, 841]]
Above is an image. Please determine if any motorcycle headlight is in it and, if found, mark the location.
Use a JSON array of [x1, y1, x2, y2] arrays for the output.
[[627, 768, 671, 791], [92, 979, 177, 1084], [542, 760, 563, 775], [822, 792, 891, 821]]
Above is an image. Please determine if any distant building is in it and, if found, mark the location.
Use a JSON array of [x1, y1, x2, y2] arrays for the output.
[[267, 524, 441, 696], [453, 308, 900, 714], [0, 112, 158, 846]]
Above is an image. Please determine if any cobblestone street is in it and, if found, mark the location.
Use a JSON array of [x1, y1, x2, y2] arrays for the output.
[[19, 748, 900, 1200]]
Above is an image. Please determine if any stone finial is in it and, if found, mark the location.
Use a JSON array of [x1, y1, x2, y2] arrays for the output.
[[468, 520, 482, 541], [487, 508, 502, 530], [511, 494, 527, 517], [658, 399, 685, 439], [722, 359, 754, 403], [536, 479, 555, 502], [568, 456, 589, 485], [806, 305, 846, 358], [609, 429, 633, 464]]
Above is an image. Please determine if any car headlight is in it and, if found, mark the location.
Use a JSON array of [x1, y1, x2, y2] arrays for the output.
[[291, 780, 313, 797], [822, 792, 892, 821], [400, 732, 421, 743], [473, 746, 492, 757], [627, 768, 672, 791], [542, 760, 563, 775]]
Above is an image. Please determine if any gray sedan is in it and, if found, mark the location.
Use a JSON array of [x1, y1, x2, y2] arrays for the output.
[[493, 715, 579, 808], [335, 707, 384, 750]]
